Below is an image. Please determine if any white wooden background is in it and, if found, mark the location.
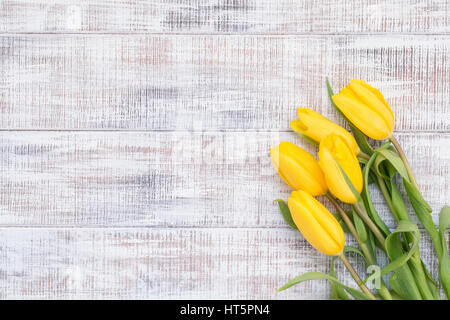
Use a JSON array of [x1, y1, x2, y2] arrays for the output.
[[0, 0, 449, 299]]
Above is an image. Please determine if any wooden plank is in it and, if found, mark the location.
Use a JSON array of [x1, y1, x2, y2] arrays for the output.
[[0, 227, 438, 299], [0, 131, 447, 227], [0, 2, 448, 301], [0, 34, 449, 131], [0, 1, 449, 34]]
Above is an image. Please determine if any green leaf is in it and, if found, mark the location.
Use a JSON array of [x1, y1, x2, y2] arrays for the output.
[[384, 221, 420, 270], [278, 271, 371, 300], [368, 171, 377, 185], [364, 220, 420, 285], [439, 205, 450, 237], [373, 149, 397, 182], [439, 206, 450, 299], [389, 269, 421, 300], [334, 214, 351, 234], [390, 182, 411, 222], [352, 208, 368, 243], [384, 160, 399, 181], [350, 126, 374, 156], [376, 148, 410, 181], [388, 178, 440, 299], [373, 154, 390, 181], [337, 162, 362, 202], [362, 152, 391, 236], [377, 141, 441, 258], [326, 77, 374, 155], [329, 256, 351, 300], [384, 178, 440, 299], [403, 179, 441, 258], [426, 270, 442, 300], [274, 199, 297, 230], [326, 77, 346, 119], [367, 230, 377, 261], [388, 289, 406, 300], [439, 256, 450, 299], [403, 178, 432, 212], [382, 179, 399, 221], [420, 259, 439, 288], [381, 220, 422, 300], [379, 144, 436, 239], [408, 251, 440, 300]]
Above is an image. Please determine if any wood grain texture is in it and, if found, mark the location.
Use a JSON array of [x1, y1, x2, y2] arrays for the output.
[[0, 131, 447, 228], [1, 34, 449, 131], [0, 227, 439, 299], [1, 1, 449, 300], [0, 0, 449, 34]]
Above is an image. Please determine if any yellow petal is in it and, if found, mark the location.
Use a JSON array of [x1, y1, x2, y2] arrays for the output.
[[331, 80, 395, 140], [351, 79, 391, 112], [270, 142, 327, 196], [349, 80, 394, 132], [292, 108, 360, 154], [319, 143, 358, 203], [332, 93, 392, 140], [326, 134, 363, 193], [318, 134, 362, 203], [289, 190, 345, 256]]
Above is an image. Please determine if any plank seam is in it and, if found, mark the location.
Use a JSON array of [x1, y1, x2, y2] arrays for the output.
[[1, 32, 450, 37], [0, 129, 448, 134], [0, 225, 430, 231]]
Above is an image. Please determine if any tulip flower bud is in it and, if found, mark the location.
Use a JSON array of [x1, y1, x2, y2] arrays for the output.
[[288, 190, 345, 256], [332, 79, 394, 140], [270, 141, 327, 196], [318, 134, 363, 203], [290, 108, 360, 154]]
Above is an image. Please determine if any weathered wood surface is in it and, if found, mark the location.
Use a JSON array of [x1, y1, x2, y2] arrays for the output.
[[0, 0, 449, 34], [0, 35, 449, 131], [0, 131, 448, 228], [0, 227, 438, 299], [0, 1, 449, 300]]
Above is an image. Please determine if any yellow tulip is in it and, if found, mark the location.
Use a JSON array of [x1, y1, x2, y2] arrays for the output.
[[332, 79, 394, 140], [288, 190, 345, 256], [270, 141, 327, 196], [290, 108, 360, 154], [318, 134, 363, 203]]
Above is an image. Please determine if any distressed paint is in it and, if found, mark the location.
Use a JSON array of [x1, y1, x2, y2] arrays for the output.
[[0, 0, 449, 33], [0, 131, 447, 228], [0, 35, 449, 130], [0, 1, 448, 300], [0, 227, 439, 299]]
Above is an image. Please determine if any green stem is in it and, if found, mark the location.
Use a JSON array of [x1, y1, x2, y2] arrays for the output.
[[378, 179, 438, 300], [408, 250, 436, 300], [327, 194, 359, 243], [389, 135, 419, 189], [376, 175, 396, 218], [390, 136, 443, 260], [327, 194, 392, 300], [358, 151, 371, 161], [339, 253, 377, 300], [352, 201, 386, 248]]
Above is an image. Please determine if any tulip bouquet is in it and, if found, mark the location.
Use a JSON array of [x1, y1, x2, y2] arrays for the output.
[[271, 79, 449, 300]]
